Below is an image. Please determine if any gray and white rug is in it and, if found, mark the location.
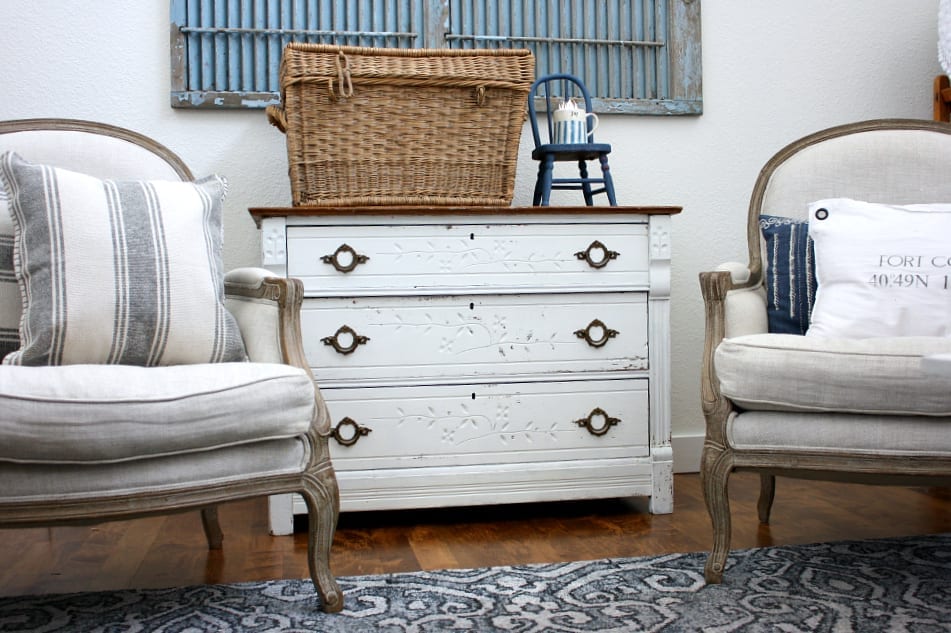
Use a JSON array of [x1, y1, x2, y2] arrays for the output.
[[1, 533, 949, 632]]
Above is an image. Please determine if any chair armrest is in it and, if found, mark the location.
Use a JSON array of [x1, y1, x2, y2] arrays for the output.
[[699, 268, 733, 362], [715, 262, 768, 339], [699, 268, 742, 447], [224, 268, 307, 367], [225, 268, 332, 437]]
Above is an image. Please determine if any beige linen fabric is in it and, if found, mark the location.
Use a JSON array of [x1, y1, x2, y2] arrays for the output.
[[0, 362, 315, 463], [716, 334, 951, 415]]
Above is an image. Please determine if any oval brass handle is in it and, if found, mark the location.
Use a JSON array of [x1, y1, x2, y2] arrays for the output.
[[574, 240, 619, 269], [574, 407, 620, 437], [331, 417, 372, 447], [321, 325, 370, 355], [574, 319, 619, 348], [321, 243, 369, 273]]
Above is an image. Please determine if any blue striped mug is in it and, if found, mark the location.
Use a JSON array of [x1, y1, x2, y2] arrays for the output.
[[553, 108, 599, 144]]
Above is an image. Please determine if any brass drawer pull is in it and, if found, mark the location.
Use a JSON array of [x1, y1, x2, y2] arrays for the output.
[[331, 417, 372, 447], [321, 325, 370, 355], [574, 240, 619, 269], [574, 407, 620, 437], [321, 243, 369, 273], [574, 319, 619, 348]]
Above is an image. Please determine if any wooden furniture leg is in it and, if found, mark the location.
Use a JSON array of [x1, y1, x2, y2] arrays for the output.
[[934, 75, 951, 122]]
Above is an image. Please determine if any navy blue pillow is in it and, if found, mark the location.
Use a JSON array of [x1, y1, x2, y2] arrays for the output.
[[759, 215, 817, 335]]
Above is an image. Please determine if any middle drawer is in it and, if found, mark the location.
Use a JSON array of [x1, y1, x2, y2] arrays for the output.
[[303, 292, 648, 384]]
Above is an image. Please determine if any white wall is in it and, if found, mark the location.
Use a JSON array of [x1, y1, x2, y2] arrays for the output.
[[1, 2, 941, 472]]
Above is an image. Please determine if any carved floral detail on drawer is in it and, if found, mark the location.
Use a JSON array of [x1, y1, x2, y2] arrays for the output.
[[392, 311, 559, 356], [388, 239, 568, 273], [392, 403, 563, 447]]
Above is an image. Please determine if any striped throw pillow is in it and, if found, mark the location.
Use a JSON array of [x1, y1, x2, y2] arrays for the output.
[[759, 215, 817, 335], [0, 151, 247, 366], [0, 187, 19, 360]]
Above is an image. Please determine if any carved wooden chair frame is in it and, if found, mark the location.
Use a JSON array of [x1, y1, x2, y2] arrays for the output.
[[699, 118, 951, 583], [0, 118, 342, 611]]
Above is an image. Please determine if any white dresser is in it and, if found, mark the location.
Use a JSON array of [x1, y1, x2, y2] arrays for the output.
[[251, 206, 680, 534]]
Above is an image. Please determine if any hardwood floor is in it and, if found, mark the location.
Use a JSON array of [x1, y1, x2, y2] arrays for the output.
[[1, 472, 949, 597]]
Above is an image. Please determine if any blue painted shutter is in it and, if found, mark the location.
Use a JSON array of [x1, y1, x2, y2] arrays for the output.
[[170, 0, 426, 107], [170, 0, 701, 114], [448, 0, 662, 111]]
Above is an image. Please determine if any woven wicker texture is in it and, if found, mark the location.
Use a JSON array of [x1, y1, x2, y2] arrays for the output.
[[268, 44, 535, 207]]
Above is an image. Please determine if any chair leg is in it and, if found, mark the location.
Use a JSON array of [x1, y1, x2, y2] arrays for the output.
[[578, 160, 594, 206], [701, 442, 734, 584], [532, 161, 545, 205], [935, 75, 951, 122], [200, 507, 223, 550], [300, 468, 344, 613], [534, 156, 555, 206], [599, 153, 617, 206], [757, 474, 776, 524]]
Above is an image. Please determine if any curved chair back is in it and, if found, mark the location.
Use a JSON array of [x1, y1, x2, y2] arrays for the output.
[[528, 73, 598, 148], [0, 118, 191, 181], [744, 119, 951, 286]]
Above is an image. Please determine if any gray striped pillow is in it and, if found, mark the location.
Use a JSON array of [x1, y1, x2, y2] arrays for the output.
[[0, 151, 247, 366], [0, 187, 19, 360]]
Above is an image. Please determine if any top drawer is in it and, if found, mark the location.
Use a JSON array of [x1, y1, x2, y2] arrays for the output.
[[286, 223, 649, 295]]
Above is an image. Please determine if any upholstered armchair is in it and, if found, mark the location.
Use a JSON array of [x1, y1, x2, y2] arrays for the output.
[[700, 119, 951, 583], [0, 119, 342, 612]]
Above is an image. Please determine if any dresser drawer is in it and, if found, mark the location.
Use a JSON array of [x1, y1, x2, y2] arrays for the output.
[[303, 292, 648, 383], [321, 378, 649, 471], [287, 223, 649, 295]]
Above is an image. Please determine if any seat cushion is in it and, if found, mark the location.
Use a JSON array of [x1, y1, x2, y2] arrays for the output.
[[729, 411, 951, 456], [0, 363, 315, 464], [715, 334, 951, 414], [0, 438, 309, 502]]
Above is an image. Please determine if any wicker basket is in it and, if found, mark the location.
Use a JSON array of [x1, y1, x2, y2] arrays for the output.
[[267, 44, 535, 207]]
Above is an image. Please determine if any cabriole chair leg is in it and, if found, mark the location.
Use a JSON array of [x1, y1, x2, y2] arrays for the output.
[[702, 444, 734, 584], [301, 473, 344, 613]]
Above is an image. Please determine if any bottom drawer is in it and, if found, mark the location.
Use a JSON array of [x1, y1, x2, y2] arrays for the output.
[[321, 378, 649, 471]]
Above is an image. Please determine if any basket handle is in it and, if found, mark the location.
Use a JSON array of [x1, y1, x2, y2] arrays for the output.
[[334, 51, 354, 98], [266, 105, 287, 133]]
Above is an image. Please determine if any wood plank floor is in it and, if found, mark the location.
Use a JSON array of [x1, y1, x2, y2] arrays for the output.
[[1, 472, 948, 597]]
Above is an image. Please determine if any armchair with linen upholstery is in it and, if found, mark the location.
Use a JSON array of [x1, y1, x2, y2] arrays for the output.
[[699, 119, 951, 583], [0, 118, 342, 612]]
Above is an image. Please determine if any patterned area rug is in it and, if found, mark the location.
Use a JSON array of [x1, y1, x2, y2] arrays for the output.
[[1, 533, 949, 632]]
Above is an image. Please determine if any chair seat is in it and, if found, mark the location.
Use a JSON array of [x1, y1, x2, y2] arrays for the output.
[[0, 363, 316, 464], [532, 143, 613, 161], [715, 334, 951, 415]]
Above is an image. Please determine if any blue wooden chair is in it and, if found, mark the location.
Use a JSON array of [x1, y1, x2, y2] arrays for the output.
[[528, 73, 617, 206]]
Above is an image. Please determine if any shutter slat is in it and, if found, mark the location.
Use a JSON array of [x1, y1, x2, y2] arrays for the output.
[[227, 0, 238, 91], [254, 0, 267, 93], [185, 0, 200, 90], [240, 0, 253, 91]]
